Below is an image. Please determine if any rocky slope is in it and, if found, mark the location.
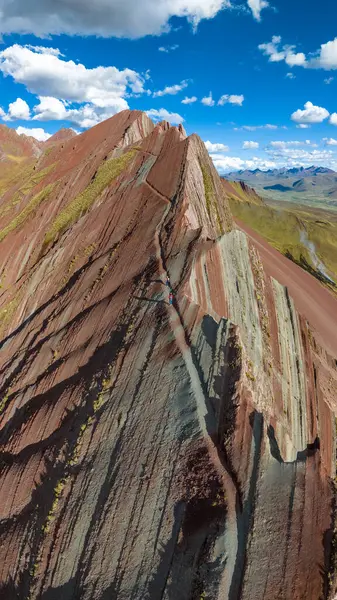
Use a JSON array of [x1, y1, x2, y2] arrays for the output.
[[0, 125, 41, 160], [0, 110, 337, 600]]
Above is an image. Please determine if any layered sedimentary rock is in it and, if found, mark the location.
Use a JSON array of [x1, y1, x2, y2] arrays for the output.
[[0, 110, 336, 600]]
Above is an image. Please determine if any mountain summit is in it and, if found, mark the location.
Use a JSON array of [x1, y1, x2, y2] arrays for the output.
[[0, 111, 336, 600]]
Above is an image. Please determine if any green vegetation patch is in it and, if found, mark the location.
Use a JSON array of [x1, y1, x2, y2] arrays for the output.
[[0, 160, 32, 198], [20, 163, 56, 194], [0, 290, 22, 339], [0, 162, 56, 219], [0, 388, 12, 415], [0, 184, 54, 243], [0, 296, 19, 326], [229, 197, 337, 287], [43, 146, 54, 159], [306, 219, 337, 283], [44, 149, 137, 247], [228, 181, 249, 202], [225, 180, 262, 205], [200, 161, 224, 234], [229, 199, 310, 263], [6, 154, 27, 164]]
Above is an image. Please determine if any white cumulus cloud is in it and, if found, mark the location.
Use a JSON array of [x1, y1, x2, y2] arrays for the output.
[[259, 36, 337, 71], [311, 38, 337, 70], [16, 125, 51, 141], [182, 96, 197, 104], [211, 155, 246, 172], [330, 113, 337, 126], [25, 46, 64, 57], [285, 52, 306, 67], [153, 80, 188, 97], [247, 0, 269, 21], [145, 108, 184, 125], [218, 94, 244, 106], [3, 97, 30, 120], [33, 96, 128, 128], [266, 145, 334, 164], [0, 0, 233, 38], [243, 141, 259, 149], [33, 96, 67, 121], [201, 92, 215, 107], [211, 154, 276, 174], [324, 77, 334, 84], [0, 45, 146, 107], [259, 36, 307, 68], [205, 141, 229, 152], [323, 137, 337, 145], [0, 1, 265, 39], [291, 101, 330, 124], [68, 103, 129, 128], [210, 132, 337, 174], [204, 138, 276, 174], [0, 44, 151, 128]]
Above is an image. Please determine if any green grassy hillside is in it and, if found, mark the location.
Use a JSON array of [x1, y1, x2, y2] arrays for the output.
[[225, 181, 337, 292]]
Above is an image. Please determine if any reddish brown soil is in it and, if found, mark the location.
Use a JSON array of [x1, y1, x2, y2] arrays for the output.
[[0, 124, 41, 158], [45, 129, 77, 146]]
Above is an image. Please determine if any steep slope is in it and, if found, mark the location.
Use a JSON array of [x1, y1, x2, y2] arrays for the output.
[[0, 125, 76, 202], [0, 124, 41, 160], [0, 111, 337, 600], [222, 178, 264, 205], [0, 125, 46, 211], [226, 180, 337, 289]]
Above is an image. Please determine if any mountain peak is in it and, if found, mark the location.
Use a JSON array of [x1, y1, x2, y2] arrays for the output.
[[46, 128, 77, 145]]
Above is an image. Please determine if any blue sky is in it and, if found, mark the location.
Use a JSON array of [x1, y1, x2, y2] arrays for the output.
[[0, 0, 337, 172]]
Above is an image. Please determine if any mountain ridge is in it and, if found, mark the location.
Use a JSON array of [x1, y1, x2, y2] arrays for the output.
[[226, 165, 337, 208], [0, 110, 336, 600], [230, 165, 336, 178]]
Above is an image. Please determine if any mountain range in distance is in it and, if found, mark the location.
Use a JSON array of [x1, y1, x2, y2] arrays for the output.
[[226, 165, 337, 207]]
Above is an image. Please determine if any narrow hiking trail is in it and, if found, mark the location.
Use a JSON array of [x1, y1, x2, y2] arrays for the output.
[[150, 182, 241, 599]]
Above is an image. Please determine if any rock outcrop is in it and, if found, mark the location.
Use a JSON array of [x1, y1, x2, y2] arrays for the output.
[[0, 110, 336, 600]]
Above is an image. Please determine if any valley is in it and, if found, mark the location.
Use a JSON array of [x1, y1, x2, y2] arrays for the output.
[[226, 166, 337, 210], [225, 179, 337, 292]]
